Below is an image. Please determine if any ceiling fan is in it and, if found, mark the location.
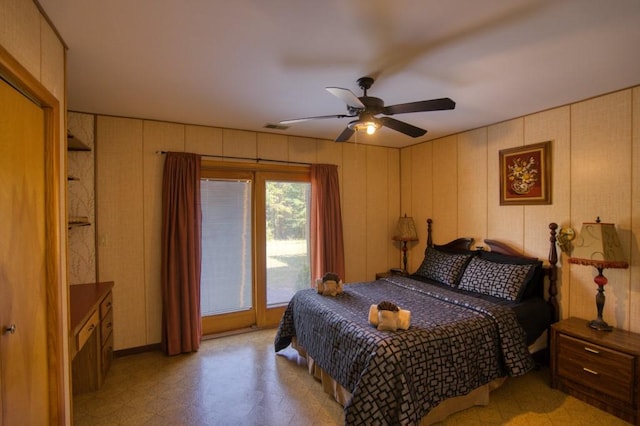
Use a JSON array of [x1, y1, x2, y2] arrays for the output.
[[280, 76, 455, 142]]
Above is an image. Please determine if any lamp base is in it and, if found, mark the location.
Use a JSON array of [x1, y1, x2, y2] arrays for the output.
[[401, 241, 409, 275], [588, 318, 613, 332], [588, 270, 613, 331]]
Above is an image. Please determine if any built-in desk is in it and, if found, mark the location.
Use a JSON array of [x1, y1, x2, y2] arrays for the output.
[[69, 281, 114, 394]]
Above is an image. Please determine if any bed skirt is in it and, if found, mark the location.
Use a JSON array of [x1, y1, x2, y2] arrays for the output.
[[291, 338, 506, 425]]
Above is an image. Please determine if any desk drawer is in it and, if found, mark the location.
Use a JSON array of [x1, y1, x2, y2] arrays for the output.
[[76, 309, 99, 352], [101, 332, 113, 377], [101, 309, 113, 345], [100, 291, 113, 318], [557, 334, 634, 403]]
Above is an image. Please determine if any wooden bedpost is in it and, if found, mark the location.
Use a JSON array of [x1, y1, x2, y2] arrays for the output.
[[425, 219, 474, 254], [548, 223, 559, 322]]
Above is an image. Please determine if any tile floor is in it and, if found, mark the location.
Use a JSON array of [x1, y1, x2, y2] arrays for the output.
[[73, 328, 628, 425]]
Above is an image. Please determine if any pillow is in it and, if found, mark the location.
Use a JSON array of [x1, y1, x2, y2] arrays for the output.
[[414, 247, 475, 287], [458, 256, 539, 301], [478, 251, 544, 300]]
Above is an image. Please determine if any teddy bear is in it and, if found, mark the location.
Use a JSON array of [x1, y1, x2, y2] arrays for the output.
[[376, 301, 400, 331], [315, 272, 343, 296], [368, 300, 411, 331]]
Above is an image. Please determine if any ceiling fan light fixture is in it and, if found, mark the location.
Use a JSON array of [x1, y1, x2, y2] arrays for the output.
[[348, 119, 380, 135]]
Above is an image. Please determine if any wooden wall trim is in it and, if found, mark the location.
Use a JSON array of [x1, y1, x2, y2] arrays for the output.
[[0, 43, 66, 425]]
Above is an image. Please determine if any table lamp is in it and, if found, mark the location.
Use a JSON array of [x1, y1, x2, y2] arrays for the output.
[[568, 217, 628, 331], [392, 214, 418, 274]]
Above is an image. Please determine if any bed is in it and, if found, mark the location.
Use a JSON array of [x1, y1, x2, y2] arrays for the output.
[[274, 219, 559, 425]]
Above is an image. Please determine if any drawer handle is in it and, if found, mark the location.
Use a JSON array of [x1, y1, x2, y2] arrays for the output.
[[87, 324, 96, 332], [107, 322, 112, 329], [583, 367, 599, 375], [584, 347, 600, 354]]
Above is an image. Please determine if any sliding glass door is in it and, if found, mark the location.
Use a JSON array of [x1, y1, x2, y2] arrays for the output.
[[200, 164, 310, 334]]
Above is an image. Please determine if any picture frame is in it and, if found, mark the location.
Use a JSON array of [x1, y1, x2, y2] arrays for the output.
[[499, 141, 551, 205]]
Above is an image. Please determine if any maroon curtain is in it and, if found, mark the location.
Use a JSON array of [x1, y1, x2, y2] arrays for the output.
[[161, 152, 202, 355], [310, 164, 346, 281]]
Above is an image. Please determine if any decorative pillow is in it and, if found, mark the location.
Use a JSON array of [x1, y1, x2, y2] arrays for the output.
[[414, 247, 475, 287], [477, 251, 544, 300], [458, 256, 538, 301]]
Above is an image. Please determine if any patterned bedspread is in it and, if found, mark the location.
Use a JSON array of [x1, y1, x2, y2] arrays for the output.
[[274, 275, 534, 425]]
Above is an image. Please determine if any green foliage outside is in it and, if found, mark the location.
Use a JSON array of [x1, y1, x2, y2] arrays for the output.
[[265, 181, 310, 240]]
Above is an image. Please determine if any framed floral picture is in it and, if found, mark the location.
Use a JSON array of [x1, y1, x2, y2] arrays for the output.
[[499, 141, 551, 205]]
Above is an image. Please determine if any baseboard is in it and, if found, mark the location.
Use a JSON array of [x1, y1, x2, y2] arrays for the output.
[[202, 324, 277, 340], [114, 343, 162, 358]]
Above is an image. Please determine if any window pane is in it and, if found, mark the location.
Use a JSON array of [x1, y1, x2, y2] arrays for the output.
[[265, 181, 311, 306], [200, 179, 252, 315]]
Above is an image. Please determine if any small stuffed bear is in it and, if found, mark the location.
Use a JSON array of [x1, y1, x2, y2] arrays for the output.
[[316, 272, 343, 296], [377, 301, 400, 331], [368, 302, 411, 331]]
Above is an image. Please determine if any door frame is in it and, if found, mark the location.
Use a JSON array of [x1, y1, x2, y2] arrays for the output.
[[0, 45, 65, 424]]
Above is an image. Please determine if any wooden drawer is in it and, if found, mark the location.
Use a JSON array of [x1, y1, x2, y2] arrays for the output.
[[100, 291, 113, 318], [557, 334, 635, 404], [76, 309, 99, 352], [101, 308, 113, 345], [101, 332, 113, 377]]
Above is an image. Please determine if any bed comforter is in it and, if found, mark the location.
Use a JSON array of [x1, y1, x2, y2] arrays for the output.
[[274, 275, 535, 425]]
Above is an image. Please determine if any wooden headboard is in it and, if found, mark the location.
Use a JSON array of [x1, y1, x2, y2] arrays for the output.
[[424, 218, 559, 323], [426, 218, 474, 252]]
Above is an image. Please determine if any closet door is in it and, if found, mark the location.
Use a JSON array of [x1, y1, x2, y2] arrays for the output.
[[0, 78, 50, 424]]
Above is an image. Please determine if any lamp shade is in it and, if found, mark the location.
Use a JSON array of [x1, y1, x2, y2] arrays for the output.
[[392, 215, 418, 242], [569, 221, 628, 269]]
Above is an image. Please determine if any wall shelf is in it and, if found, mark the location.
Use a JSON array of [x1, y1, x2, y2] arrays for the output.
[[68, 132, 91, 151], [69, 216, 91, 229], [66, 114, 98, 286], [67, 129, 91, 231]]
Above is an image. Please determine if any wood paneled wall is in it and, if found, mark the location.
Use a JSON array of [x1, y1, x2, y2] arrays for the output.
[[95, 118, 400, 350], [401, 86, 640, 333]]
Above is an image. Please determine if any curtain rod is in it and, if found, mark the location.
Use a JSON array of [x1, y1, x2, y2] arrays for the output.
[[155, 150, 311, 166]]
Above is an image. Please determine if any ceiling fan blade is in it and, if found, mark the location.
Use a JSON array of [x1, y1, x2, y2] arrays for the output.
[[379, 117, 427, 138], [335, 127, 355, 142], [280, 114, 352, 125], [326, 87, 365, 110], [383, 98, 455, 115]]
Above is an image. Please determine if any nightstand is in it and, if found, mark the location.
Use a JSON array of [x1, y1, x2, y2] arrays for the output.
[[550, 317, 640, 425]]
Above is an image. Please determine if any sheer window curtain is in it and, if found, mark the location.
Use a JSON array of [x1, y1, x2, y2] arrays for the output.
[[161, 152, 202, 355], [310, 164, 346, 281]]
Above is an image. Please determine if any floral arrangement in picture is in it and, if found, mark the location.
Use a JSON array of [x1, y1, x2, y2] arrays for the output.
[[499, 141, 551, 205], [507, 156, 538, 194]]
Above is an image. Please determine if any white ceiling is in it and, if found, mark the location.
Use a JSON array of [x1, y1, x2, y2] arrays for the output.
[[38, 0, 640, 148]]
